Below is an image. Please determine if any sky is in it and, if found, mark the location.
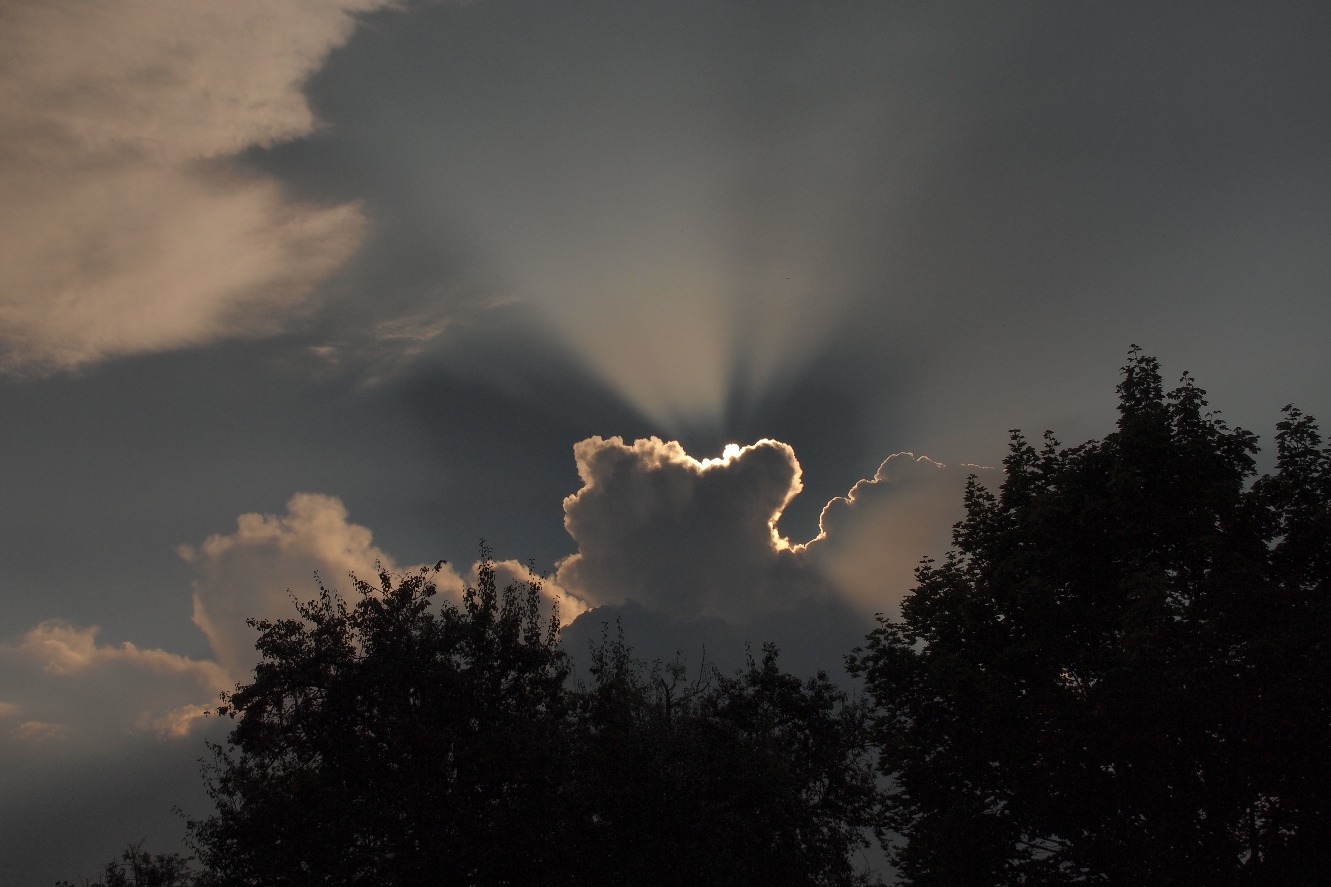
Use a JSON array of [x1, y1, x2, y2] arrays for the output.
[[1, 0, 1329, 881]]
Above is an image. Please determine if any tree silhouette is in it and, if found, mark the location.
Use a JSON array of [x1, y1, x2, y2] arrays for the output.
[[176, 550, 881, 885], [55, 841, 199, 887], [849, 349, 1331, 885], [567, 629, 882, 885], [188, 553, 569, 885]]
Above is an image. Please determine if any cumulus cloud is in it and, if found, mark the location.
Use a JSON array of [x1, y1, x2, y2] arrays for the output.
[[554, 436, 824, 622], [1, 442, 991, 746], [0, 0, 395, 370], [180, 492, 442, 673], [182, 492, 587, 674], [807, 452, 1003, 617], [1, 489, 591, 753], [552, 437, 1000, 675], [19, 621, 229, 692]]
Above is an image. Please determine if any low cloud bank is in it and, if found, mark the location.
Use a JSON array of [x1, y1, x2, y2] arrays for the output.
[[2, 438, 986, 748], [0, 0, 395, 370]]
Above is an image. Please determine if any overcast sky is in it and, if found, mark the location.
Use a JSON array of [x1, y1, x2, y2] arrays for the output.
[[2, 1, 1328, 881]]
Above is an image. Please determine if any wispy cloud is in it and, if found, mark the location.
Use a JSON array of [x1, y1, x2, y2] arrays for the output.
[[18, 621, 230, 693], [0, 0, 399, 371]]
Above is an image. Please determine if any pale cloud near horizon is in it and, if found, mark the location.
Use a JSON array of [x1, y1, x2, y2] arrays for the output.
[[0, 621, 232, 743], [183, 492, 587, 675], [1, 491, 586, 748], [0, 0, 393, 370]]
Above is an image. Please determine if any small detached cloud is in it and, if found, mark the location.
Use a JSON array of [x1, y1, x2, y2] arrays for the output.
[[0, 0, 398, 371], [806, 452, 1002, 618]]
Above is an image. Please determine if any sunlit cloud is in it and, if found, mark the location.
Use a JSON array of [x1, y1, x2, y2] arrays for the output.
[[0, 0, 397, 371], [553, 435, 821, 621], [806, 452, 1002, 617], [1, 440, 979, 756], [13, 721, 64, 741], [180, 492, 442, 674], [0, 623, 233, 744], [138, 704, 213, 740], [19, 621, 230, 693], [182, 493, 588, 674], [552, 437, 998, 630]]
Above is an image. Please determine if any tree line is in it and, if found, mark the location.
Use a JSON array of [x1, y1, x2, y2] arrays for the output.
[[64, 350, 1331, 886]]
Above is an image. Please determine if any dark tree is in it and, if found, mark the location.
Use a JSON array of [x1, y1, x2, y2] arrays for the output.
[[56, 842, 199, 887], [848, 349, 1331, 885], [568, 631, 882, 886], [183, 552, 884, 885], [188, 554, 571, 885]]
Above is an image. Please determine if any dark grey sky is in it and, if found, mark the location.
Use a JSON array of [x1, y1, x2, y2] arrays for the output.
[[1, 1, 1328, 882]]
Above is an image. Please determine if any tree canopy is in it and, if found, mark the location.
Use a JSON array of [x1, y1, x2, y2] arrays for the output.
[[178, 554, 880, 886], [66, 349, 1331, 886], [849, 349, 1331, 885]]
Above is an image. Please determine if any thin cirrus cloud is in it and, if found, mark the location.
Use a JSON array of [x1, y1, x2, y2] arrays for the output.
[[0, 0, 396, 371]]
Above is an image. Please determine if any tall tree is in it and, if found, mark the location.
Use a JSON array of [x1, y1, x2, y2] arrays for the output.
[[189, 554, 571, 885], [849, 349, 1331, 885]]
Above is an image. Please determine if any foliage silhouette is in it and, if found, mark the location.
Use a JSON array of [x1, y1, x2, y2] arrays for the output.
[[175, 549, 880, 885], [566, 628, 882, 885], [188, 552, 569, 884], [55, 841, 199, 887], [849, 349, 1331, 885]]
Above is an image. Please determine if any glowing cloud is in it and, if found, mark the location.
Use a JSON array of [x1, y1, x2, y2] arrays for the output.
[[554, 436, 824, 621], [807, 452, 1002, 617], [554, 437, 1000, 631], [1, 622, 235, 743], [180, 492, 444, 673], [19, 621, 230, 693]]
